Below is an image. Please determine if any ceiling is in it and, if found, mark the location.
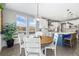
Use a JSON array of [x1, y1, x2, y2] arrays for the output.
[[5, 3, 79, 21]]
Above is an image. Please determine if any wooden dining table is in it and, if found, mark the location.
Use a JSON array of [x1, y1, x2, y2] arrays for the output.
[[40, 35, 53, 45], [40, 32, 77, 46]]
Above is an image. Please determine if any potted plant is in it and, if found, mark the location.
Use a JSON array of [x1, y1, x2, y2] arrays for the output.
[[3, 23, 16, 48]]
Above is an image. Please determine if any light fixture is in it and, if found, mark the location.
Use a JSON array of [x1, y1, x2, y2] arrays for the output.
[[36, 18, 40, 21], [36, 3, 40, 21], [66, 9, 74, 20]]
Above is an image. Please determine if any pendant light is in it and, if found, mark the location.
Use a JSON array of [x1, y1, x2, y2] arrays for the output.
[[36, 3, 40, 21]]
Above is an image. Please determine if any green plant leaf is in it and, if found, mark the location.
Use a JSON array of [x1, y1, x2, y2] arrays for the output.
[[3, 23, 16, 41], [0, 3, 4, 10]]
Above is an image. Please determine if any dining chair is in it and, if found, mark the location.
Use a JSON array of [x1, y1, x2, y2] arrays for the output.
[[18, 32, 25, 55], [25, 36, 42, 56], [63, 34, 72, 47], [63, 32, 77, 47], [45, 33, 58, 56]]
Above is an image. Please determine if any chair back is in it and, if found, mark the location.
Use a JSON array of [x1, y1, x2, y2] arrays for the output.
[[53, 33, 58, 47], [18, 33, 25, 47], [25, 37, 41, 56], [63, 34, 72, 39]]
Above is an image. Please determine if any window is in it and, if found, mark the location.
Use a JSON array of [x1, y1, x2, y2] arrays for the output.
[[28, 17, 36, 34], [16, 15, 36, 35], [16, 15, 26, 32]]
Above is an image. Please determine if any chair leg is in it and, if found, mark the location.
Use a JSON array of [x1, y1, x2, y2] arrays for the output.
[[20, 47, 22, 55], [24, 49, 28, 56], [54, 49, 56, 56], [45, 48, 47, 56]]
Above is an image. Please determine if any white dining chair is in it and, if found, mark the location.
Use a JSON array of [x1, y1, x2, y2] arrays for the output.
[[45, 33, 58, 56], [18, 32, 25, 55], [25, 36, 42, 56]]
